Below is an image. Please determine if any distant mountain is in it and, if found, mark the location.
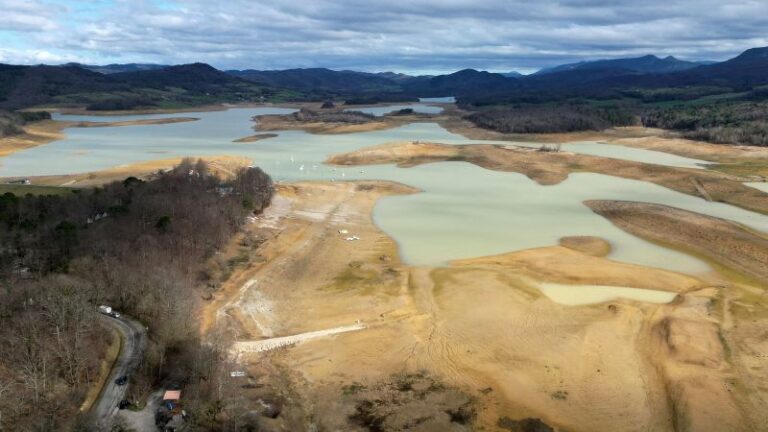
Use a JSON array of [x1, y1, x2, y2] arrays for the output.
[[500, 71, 524, 78], [374, 71, 414, 82], [402, 69, 516, 97], [228, 68, 402, 95], [459, 46, 768, 104], [71, 63, 169, 74], [0, 63, 268, 109], [535, 55, 708, 75], [114, 63, 255, 93], [0, 63, 114, 109]]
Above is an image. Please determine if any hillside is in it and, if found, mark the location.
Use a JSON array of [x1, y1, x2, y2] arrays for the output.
[[0, 64, 115, 109], [0, 63, 274, 110], [535, 55, 708, 75], [402, 69, 517, 98], [229, 67, 403, 99], [67, 63, 169, 74]]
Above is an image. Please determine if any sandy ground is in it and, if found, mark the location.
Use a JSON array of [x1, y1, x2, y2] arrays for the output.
[[1, 155, 252, 187], [586, 200, 768, 283], [0, 117, 198, 159], [71, 117, 199, 128], [233, 133, 279, 143], [0, 119, 70, 157], [327, 141, 768, 214], [202, 180, 768, 431], [255, 114, 410, 135], [5, 105, 768, 430], [253, 105, 454, 135]]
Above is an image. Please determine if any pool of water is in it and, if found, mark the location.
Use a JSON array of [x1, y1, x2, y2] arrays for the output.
[[2, 107, 766, 275], [346, 104, 443, 116], [560, 141, 710, 169], [536, 282, 677, 305], [746, 182, 768, 193]]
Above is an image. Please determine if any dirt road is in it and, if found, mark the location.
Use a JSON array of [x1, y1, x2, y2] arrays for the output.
[[91, 315, 147, 429]]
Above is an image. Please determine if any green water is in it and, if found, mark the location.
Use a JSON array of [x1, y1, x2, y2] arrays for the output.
[[1, 107, 765, 276]]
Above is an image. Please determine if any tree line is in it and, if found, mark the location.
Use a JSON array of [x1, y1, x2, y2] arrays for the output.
[[0, 159, 273, 431]]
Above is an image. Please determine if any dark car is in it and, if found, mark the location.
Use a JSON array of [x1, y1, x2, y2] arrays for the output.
[[118, 400, 130, 410], [115, 375, 128, 386]]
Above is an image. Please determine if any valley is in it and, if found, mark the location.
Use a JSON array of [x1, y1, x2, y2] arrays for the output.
[[2, 98, 767, 431]]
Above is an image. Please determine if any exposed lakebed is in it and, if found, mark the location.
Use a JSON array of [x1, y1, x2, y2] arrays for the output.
[[1, 107, 765, 279]]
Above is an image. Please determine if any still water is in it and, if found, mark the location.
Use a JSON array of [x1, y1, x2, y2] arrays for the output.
[[1, 107, 763, 275]]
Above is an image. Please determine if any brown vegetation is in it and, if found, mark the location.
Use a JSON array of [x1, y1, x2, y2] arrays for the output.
[[0, 159, 274, 430], [586, 200, 768, 282]]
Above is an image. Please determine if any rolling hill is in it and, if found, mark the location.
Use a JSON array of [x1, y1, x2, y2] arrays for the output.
[[534, 55, 709, 75]]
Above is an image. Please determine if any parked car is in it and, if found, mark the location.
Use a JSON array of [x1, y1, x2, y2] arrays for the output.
[[115, 375, 128, 386]]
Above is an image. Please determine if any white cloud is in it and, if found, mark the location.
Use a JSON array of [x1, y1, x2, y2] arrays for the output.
[[0, 0, 766, 72], [0, 0, 61, 31]]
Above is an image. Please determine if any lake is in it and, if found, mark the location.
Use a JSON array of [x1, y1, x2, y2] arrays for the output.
[[1, 107, 764, 276]]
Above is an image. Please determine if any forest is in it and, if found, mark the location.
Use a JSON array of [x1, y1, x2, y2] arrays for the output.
[[464, 103, 636, 134], [0, 160, 274, 431]]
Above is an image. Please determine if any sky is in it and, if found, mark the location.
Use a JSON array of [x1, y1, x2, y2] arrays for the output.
[[1, 0, 767, 75]]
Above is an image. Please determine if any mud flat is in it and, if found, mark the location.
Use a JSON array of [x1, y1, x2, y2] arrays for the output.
[[200, 179, 768, 431], [0, 119, 71, 157], [253, 107, 450, 135], [233, 133, 278, 143], [254, 113, 402, 134], [326, 140, 768, 214], [2, 155, 252, 187], [70, 117, 198, 128], [0, 117, 199, 159], [586, 200, 768, 283]]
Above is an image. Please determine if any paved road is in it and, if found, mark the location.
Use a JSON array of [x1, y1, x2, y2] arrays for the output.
[[92, 314, 147, 429]]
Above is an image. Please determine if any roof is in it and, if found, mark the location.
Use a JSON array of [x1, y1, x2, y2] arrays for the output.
[[163, 390, 181, 401]]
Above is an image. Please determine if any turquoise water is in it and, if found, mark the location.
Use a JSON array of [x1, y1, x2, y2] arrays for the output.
[[2, 107, 765, 274]]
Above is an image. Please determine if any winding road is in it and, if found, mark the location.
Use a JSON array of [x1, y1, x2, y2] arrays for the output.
[[92, 314, 148, 428]]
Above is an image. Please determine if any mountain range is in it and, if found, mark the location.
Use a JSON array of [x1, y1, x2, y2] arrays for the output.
[[1, 47, 767, 110]]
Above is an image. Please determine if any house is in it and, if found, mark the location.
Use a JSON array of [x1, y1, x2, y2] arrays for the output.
[[162, 390, 181, 404]]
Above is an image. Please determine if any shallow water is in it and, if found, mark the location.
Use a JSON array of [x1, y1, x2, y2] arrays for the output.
[[746, 182, 768, 193], [346, 104, 443, 116], [560, 141, 710, 169], [536, 282, 677, 305], [419, 97, 456, 103], [3, 107, 766, 275]]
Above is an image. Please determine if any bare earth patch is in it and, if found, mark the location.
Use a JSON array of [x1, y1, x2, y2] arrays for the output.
[[327, 140, 768, 214]]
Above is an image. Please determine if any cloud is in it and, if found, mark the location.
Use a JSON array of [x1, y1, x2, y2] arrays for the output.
[[1, 0, 767, 73], [0, 0, 62, 32]]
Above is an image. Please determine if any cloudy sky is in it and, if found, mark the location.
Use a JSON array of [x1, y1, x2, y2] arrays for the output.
[[1, 0, 766, 74]]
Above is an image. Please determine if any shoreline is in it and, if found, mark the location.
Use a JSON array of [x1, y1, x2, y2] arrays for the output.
[[326, 140, 768, 215], [0, 117, 200, 159], [200, 179, 767, 431]]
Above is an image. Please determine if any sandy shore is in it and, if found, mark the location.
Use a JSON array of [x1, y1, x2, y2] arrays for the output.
[[254, 113, 407, 134], [0, 120, 71, 158], [326, 141, 768, 214], [198, 180, 768, 431], [2, 155, 252, 187], [71, 117, 199, 128], [0, 117, 199, 159], [233, 133, 278, 143], [587, 200, 768, 283]]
